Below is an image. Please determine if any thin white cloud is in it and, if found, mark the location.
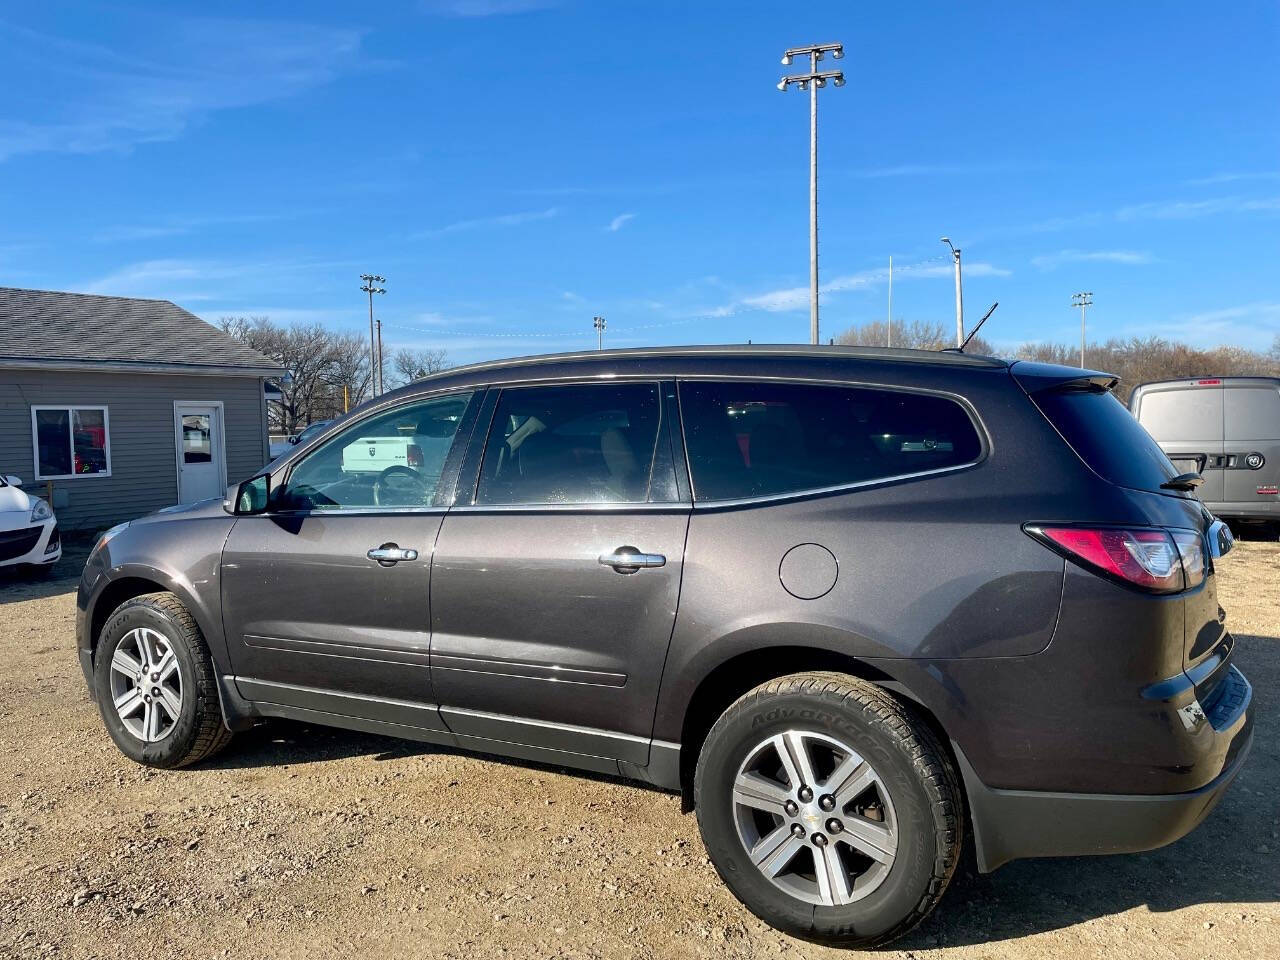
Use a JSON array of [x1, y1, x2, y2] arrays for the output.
[[847, 163, 1005, 179], [1033, 195, 1280, 232], [92, 212, 294, 243], [409, 207, 560, 239], [1115, 196, 1280, 220], [561, 291, 584, 303], [726, 261, 1012, 315], [1121, 302, 1280, 351], [419, 0, 558, 15], [1031, 249, 1155, 270], [1184, 171, 1280, 186], [82, 255, 366, 302], [0, 19, 365, 162], [607, 213, 636, 232]]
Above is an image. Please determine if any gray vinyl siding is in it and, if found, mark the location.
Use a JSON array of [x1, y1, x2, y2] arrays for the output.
[[0, 369, 270, 531]]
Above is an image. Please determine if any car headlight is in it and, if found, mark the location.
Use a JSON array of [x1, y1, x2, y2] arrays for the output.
[[29, 498, 53, 523], [94, 521, 129, 555]]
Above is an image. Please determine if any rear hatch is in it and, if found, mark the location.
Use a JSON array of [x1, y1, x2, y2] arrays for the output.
[[1131, 380, 1226, 503], [1223, 380, 1280, 508], [1010, 363, 1229, 685]]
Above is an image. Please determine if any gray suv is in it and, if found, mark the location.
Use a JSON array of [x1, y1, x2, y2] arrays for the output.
[[77, 346, 1253, 947]]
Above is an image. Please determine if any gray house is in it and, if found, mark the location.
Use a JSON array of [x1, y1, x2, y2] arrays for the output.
[[0, 286, 282, 530]]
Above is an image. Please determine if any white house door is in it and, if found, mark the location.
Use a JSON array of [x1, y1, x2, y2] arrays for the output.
[[175, 403, 225, 504]]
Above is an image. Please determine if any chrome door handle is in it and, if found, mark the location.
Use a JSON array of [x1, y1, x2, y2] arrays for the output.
[[368, 545, 419, 564], [598, 547, 666, 574]]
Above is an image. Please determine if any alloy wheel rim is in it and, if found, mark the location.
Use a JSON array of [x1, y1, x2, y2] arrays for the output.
[[732, 730, 898, 906], [108, 627, 183, 742]]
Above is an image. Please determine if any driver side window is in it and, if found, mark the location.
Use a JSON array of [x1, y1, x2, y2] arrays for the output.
[[282, 391, 474, 511]]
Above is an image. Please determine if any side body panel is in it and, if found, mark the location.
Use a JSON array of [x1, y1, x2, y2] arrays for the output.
[[430, 509, 689, 757], [220, 512, 444, 710]]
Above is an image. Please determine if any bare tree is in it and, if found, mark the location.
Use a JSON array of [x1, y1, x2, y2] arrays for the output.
[[219, 317, 373, 432], [386, 347, 451, 389], [834, 318, 993, 355]]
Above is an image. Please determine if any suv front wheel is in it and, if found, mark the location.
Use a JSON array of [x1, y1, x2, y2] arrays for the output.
[[92, 592, 233, 768], [694, 672, 962, 948]]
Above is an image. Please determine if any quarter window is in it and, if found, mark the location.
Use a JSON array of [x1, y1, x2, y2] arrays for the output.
[[282, 392, 474, 510], [476, 383, 662, 505], [31, 406, 111, 479], [679, 380, 982, 501]]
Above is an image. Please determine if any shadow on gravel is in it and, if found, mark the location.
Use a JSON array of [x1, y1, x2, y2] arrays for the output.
[[903, 632, 1278, 949], [206, 718, 672, 793], [0, 536, 92, 605]]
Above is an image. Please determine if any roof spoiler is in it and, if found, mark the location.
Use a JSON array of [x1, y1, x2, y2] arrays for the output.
[[1008, 360, 1119, 395]]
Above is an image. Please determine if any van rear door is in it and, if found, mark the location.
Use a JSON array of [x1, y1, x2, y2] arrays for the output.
[[1131, 380, 1225, 503], [1222, 380, 1280, 510]]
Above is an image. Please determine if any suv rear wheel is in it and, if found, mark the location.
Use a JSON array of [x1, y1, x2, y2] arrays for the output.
[[694, 672, 962, 948], [93, 592, 232, 768]]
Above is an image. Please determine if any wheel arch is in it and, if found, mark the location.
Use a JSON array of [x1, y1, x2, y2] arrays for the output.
[[674, 646, 962, 816], [88, 566, 224, 671]]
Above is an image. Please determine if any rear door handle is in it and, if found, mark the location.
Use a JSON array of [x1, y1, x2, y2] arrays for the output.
[[598, 546, 666, 574], [368, 544, 419, 564]]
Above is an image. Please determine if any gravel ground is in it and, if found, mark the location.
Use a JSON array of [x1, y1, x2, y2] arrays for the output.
[[1, 539, 1276, 959]]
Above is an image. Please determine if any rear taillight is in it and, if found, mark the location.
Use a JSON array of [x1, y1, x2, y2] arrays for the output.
[[1027, 525, 1206, 594], [406, 444, 424, 469]]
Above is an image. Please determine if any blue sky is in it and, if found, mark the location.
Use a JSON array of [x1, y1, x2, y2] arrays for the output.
[[1, 0, 1278, 365]]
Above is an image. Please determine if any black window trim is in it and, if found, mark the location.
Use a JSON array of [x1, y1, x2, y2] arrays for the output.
[[674, 374, 991, 510], [451, 377, 691, 514]]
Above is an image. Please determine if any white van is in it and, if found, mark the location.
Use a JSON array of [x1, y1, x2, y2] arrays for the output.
[[1130, 377, 1280, 533]]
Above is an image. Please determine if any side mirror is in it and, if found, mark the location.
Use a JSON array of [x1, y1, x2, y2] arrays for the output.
[[288, 435, 300, 445], [3, 474, 21, 487], [223, 474, 270, 515]]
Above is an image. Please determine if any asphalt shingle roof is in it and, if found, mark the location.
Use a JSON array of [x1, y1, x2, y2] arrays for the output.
[[0, 286, 282, 372]]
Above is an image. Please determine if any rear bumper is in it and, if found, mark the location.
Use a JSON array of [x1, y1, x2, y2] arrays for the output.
[[1204, 500, 1280, 521], [960, 665, 1254, 872]]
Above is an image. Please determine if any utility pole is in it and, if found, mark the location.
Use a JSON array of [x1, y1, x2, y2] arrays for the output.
[[593, 316, 606, 350], [1072, 292, 1093, 367], [941, 238, 963, 346], [778, 42, 845, 346], [360, 274, 386, 396], [887, 255, 893, 347]]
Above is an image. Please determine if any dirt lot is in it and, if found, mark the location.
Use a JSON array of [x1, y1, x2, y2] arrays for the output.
[[1, 539, 1276, 960]]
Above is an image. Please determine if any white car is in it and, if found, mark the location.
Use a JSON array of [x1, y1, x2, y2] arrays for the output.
[[0, 474, 61, 575]]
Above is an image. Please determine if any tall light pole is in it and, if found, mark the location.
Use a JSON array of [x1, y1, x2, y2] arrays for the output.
[[593, 315, 606, 350], [360, 274, 386, 396], [1072, 292, 1093, 367], [887, 254, 893, 347], [778, 42, 845, 346], [941, 237, 963, 346]]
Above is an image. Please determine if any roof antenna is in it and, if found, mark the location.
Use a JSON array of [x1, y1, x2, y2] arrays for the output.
[[955, 302, 998, 353]]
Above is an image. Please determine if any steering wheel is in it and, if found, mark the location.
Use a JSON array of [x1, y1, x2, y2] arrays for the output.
[[373, 465, 430, 507]]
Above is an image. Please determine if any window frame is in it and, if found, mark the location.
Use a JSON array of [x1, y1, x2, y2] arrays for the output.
[[30, 404, 113, 481], [270, 388, 481, 515], [674, 376, 990, 508], [453, 378, 687, 512]]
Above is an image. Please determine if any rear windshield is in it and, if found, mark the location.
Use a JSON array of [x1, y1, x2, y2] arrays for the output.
[[1033, 388, 1182, 493]]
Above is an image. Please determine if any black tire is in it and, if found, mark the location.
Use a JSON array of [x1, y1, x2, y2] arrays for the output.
[[92, 591, 233, 768], [694, 672, 962, 948]]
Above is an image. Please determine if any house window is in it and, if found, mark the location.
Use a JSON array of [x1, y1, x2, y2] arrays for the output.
[[31, 406, 112, 479]]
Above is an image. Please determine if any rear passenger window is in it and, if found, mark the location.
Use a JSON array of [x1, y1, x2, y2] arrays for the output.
[[476, 383, 662, 505], [679, 380, 982, 501]]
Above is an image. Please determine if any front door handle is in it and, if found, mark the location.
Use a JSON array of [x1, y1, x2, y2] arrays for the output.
[[368, 544, 419, 565], [599, 546, 666, 574]]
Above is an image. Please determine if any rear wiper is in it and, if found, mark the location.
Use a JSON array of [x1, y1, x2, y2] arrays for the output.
[[1160, 472, 1204, 491]]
